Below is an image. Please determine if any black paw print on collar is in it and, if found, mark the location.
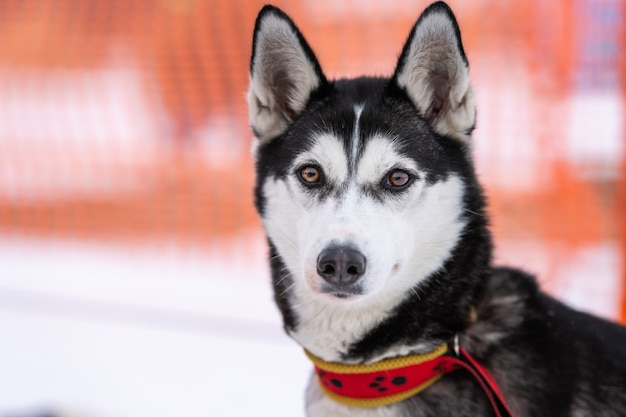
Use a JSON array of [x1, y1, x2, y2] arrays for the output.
[[317, 370, 344, 389], [368, 375, 407, 392], [433, 361, 462, 374]]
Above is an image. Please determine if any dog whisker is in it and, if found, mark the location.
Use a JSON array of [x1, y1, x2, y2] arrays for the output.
[[275, 271, 294, 287], [279, 281, 298, 297], [410, 287, 422, 301], [464, 208, 483, 217]]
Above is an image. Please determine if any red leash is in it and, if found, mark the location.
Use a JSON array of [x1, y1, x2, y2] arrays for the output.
[[444, 343, 515, 417]]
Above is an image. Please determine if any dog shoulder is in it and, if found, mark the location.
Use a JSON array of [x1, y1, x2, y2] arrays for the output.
[[465, 267, 626, 416], [467, 266, 626, 357], [463, 267, 537, 354]]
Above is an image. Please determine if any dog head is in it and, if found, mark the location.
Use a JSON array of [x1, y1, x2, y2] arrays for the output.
[[249, 2, 488, 354]]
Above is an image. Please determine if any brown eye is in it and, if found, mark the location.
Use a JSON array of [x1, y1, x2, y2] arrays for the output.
[[387, 169, 411, 188], [300, 165, 322, 184]]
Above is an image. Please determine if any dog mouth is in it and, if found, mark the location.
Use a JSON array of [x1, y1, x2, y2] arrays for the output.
[[319, 283, 365, 299]]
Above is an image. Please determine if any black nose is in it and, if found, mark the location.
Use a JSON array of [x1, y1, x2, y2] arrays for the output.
[[316, 245, 366, 286]]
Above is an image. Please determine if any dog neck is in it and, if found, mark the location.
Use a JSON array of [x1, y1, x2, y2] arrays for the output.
[[304, 327, 516, 417]]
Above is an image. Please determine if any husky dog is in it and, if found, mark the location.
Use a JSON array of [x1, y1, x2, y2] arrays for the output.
[[247, 2, 626, 416]]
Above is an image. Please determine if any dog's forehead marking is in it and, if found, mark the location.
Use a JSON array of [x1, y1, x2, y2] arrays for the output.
[[350, 104, 365, 172], [357, 136, 419, 184], [294, 104, 423, 188]]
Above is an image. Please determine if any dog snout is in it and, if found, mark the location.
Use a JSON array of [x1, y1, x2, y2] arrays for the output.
[[316, 245, 366, 286]]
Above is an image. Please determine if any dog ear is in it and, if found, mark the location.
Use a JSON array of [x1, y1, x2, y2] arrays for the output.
[[391, 1, 475, 146], [248, 6, 327, 143]]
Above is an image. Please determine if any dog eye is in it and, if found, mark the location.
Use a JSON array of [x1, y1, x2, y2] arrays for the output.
[[386, 169, 411, 188], [299, 165, 322, 185]]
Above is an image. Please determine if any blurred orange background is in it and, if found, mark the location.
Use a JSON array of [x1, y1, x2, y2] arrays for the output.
[[0, 0, 624, 321]]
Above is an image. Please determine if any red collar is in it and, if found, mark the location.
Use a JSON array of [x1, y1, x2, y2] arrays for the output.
[[305, 337, 515, 416]]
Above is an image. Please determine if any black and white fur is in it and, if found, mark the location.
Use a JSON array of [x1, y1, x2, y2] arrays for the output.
[[248, 2, 626, 416]]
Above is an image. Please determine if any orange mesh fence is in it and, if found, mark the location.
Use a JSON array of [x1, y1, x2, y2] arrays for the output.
[[621, 0, 626, 324], [0, 1, 623, 320]]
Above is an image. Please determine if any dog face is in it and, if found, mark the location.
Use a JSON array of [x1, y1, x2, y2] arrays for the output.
[[258, 101, 469, 303], [249, 2, 483, 357]]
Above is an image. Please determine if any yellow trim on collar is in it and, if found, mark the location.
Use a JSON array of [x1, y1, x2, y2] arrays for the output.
[[304, 342, 448, 374]]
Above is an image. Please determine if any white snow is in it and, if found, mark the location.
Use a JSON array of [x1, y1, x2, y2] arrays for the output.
[[0, 237, 310, 417]]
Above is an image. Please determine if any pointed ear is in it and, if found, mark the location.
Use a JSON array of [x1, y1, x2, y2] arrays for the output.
[[392, 2, 475, 146], [247, 6, 327, 142]]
